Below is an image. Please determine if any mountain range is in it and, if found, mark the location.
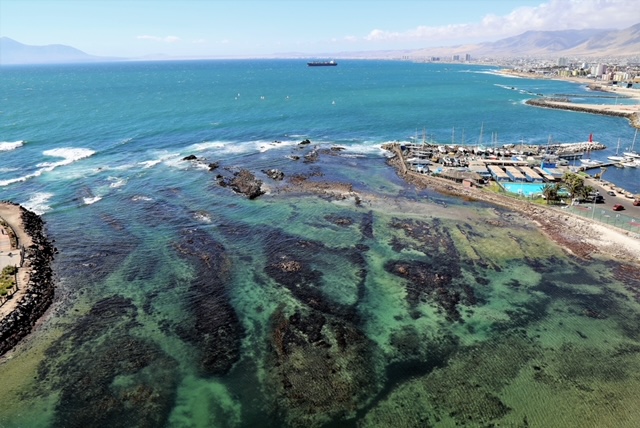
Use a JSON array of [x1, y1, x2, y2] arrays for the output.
[[406, 23, 640, 59], [2, 23, 639, 65]]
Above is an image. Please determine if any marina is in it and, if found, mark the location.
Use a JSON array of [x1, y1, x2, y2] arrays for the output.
[[388, 138, 640, 201]]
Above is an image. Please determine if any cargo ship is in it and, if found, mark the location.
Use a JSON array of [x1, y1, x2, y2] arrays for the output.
[[307, 60, 337, 67]]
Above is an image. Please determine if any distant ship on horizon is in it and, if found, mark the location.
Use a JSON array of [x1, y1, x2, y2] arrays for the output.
[[307, 60, 337, 67]]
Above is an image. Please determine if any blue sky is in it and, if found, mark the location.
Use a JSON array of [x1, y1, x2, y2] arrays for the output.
[[1, 0, 637, 58]]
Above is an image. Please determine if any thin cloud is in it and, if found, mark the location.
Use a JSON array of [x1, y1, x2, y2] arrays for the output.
[[363, 0, 638, 45], [137, 35, 181, 43]]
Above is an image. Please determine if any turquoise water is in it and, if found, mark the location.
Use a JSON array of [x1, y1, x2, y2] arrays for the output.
[[1, 60, 640, 427], [501, 182, 546, 197]]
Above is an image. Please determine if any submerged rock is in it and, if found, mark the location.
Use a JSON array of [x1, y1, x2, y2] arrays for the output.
[[265, 306, 381, 427], [385, 218, 474, 322], [38, 296, 179, 428], [174, 228, 245, 377]]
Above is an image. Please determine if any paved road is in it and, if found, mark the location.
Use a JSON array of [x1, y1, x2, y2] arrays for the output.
[[585, 178, 640, 214]]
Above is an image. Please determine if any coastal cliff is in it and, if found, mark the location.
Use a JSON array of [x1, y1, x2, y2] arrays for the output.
[[0, 203, 55, 356]]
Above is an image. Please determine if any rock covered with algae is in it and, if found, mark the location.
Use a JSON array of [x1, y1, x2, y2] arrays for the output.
[[37, 296, 179, 428]]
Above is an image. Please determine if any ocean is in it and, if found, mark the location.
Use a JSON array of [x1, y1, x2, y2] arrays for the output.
[[1, 60, 639, 427]]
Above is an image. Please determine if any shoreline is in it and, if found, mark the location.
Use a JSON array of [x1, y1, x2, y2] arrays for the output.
[[385, 146, 640, 264], [0, 202, 55, 358]]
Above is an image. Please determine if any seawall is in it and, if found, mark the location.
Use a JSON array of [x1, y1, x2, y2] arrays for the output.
[[0, 202, 55, 357]]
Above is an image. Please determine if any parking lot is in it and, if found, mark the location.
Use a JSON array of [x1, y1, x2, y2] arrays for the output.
[[565, 178, 640, 233]]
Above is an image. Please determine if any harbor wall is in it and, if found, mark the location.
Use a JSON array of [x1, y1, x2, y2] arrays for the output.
[[526, 99, 640, 129]]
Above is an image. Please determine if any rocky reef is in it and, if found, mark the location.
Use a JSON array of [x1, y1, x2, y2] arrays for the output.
[[0, 203, 56, 356], [38, 296, 178, 428], [386, 217, 476, 322], [261, 228, 381, 427], [173, 227, 245, 377]]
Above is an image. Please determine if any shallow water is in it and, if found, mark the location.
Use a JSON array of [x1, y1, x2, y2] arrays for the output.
[[1, 60, 639, 427]]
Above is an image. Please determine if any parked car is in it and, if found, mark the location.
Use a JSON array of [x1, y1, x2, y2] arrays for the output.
[[633, 200, 640, 206], [595, 195, 604, 203], [607, 191, 616, 196], [613, 204, 625, 211]]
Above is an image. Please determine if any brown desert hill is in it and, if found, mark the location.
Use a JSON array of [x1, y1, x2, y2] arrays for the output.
[[404, 23, 640, 59]]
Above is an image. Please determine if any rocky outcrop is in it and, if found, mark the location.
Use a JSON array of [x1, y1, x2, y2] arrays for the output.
[[0, 203, 55, 356], [217, 169, 265, 199], [263, 168, 284, 181]]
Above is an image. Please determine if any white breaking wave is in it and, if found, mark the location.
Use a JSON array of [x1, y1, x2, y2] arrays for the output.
[[138, 160, 163, 169], [108, 177, 127, 188], [83, 196, 102, 205], [132, 195, 153, 202], [0, 140, 25, 152], [139, 150, 181, 169], [38, 147, 95, 169], [193, 211, 213, 223], [0, 146, 95, 187], [187, 139, 300, 157], [23, 192, 54, 215], [344, 143, 388, 156], [188, 141, 227, 151]]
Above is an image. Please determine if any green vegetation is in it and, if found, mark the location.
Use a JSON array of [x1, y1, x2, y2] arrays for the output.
[[541, 183, 564, 205], [0, 265, 17, 292]]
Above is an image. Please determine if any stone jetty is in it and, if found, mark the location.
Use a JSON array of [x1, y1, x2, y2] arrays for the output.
[[0, 202, 55, 357], [526, 98, 640, 129]]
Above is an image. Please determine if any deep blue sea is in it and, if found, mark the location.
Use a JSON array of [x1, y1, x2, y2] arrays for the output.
[[1, 60, 640, 427]]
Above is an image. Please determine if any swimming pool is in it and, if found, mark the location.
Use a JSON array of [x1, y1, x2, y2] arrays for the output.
[[500, 182, 546, 197]]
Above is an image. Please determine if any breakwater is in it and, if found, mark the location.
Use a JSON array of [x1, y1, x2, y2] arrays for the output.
[[526, 98, 640, 129], [0, 203, 55, 356]]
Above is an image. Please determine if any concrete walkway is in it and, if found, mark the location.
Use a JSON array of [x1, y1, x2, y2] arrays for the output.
[[0, 226, 19, 272]]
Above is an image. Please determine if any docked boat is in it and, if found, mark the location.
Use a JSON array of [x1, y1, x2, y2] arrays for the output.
[[307, 60, 337, 67], [580, 159, 603, 166], [623, 129, 639, 159], [608, 138, 626, 161]]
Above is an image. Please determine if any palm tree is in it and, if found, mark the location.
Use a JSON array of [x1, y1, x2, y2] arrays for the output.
[[541, 183, 558, 204], [578, 185, 595, 201], [562, 172, 585, 200]]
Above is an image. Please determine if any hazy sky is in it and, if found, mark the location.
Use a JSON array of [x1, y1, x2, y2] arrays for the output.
[[1, 0, 638, 58]]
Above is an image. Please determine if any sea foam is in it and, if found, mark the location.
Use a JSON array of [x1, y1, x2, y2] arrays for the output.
[[0, 147, 95, 187], [0, 140, 25, 152], [23, 192, 54, 215]]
